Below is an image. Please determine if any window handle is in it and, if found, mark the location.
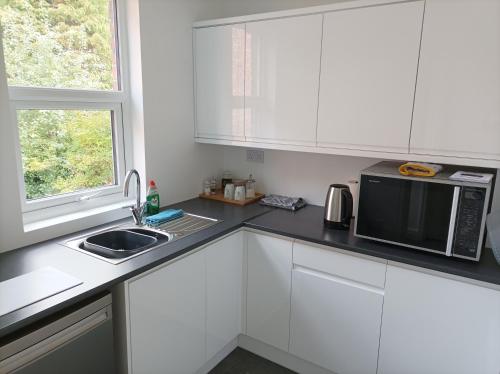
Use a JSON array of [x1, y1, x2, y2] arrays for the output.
[[79, 191, 102, 201]]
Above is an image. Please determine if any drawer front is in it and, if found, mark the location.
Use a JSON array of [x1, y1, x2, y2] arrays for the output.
[[290, 266, 383, 374], [293, 242, 387, 288]]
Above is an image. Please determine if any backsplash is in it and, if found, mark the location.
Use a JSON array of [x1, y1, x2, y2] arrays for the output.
[[222, 146, 500, 212], [222, 147, 378, 206]]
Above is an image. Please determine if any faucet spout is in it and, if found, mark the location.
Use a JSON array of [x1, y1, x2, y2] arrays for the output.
[[124, 169, 146, 225]]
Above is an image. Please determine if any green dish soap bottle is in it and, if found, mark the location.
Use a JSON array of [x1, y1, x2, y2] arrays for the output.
[[146, 180, 160, 215]]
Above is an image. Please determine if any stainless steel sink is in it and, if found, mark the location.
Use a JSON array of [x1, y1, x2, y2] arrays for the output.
[[83, 229, 168, 257], [63, 213, 220, 264]]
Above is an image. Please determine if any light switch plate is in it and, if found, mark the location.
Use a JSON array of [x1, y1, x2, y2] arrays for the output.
[[246, 149, 264, 163]]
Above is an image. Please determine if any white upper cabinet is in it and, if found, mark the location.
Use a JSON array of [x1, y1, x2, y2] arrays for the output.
[[194, 24, 245, 140], [378, 265, 500, 374], [245, 15, 322, 146], [317, 2, 424, 153], [194, 0, 500, 167], [410, 0, 500, 161]]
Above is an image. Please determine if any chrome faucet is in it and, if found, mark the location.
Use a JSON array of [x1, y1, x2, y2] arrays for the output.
[[123, 169, 147, 225]]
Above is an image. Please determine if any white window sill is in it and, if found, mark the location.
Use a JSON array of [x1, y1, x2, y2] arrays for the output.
[[24, 199, 135, 233]]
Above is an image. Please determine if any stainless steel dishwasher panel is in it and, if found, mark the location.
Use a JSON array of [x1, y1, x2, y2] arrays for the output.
[[0, 294, 115, 374]]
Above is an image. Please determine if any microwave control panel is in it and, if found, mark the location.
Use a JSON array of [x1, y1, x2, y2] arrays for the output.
[[453, 187, 486, 258]]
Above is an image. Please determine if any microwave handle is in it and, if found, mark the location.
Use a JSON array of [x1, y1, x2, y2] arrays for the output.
[[446, 186, 461, 256]]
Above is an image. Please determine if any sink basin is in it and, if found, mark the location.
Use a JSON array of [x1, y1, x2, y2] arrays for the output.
[[66, 227, 171, 263], [64, 213, 220, 264], [84, 230, 159, 255]]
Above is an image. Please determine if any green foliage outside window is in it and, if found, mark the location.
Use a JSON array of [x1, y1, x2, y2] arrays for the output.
[[0, 0, 119, 201], [18, 109, 115, 200]]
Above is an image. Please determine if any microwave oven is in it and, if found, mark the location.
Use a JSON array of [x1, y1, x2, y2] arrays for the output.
[[354, 162, 495, 261]]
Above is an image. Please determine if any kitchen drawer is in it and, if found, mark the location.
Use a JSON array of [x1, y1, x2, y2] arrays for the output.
[[293, 242, 387, 288]]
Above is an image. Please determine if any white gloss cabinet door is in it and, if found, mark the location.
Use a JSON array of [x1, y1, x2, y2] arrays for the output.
[[128, 251, 206, 374], [245, 15, 322, 146], [206, 232, 244, 360], [378, 265, 500, 374], [317, 2, 424, 152], [194, 24, 245, 140], [289, 268, 384, 374], [246, 232, 293, 352], [410, 0, 500, 160]]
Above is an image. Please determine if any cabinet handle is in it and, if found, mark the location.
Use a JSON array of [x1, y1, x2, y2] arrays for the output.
[[293, 265, 384, 295], [446, 186, 461, 257]]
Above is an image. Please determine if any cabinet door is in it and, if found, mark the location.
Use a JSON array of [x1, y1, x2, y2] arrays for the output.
[[245, 15, 322, 146], [194, 24, 245, 140], [411, 0, 500, 160], [206, 232, 244, 360], [246, 232, 293, 351], [290, 258, 384, 374], [317, 2, 424, 153], [378, 265, 500, 374], [128, 251, 205, 374]]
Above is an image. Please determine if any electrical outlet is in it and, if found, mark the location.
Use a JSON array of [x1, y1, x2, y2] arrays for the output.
[[246, 149, 264, 163]]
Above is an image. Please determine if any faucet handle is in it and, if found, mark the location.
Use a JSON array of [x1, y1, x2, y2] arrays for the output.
[[132, 202, 148, 226]]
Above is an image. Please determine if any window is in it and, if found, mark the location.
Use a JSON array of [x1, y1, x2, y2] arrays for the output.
[[0, 0, 131, 223]]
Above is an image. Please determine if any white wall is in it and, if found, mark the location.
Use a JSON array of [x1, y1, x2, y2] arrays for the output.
[[222, 147, 377, 206], [223, 146, 500, 211]]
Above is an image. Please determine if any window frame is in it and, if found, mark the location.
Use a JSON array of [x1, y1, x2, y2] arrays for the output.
[[4, 0, 133, 224]]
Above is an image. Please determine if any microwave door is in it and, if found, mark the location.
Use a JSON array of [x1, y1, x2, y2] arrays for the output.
[[405, 181, 456, 253], [356, 175, 409, 242], [406, 183, 428, 242], [357, 175, 457, 254]]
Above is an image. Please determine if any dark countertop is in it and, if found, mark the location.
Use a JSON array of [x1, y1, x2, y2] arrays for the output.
[[0, 198, 271, 339], [245, 205, 500, 285], [1, 198, 500, 339]]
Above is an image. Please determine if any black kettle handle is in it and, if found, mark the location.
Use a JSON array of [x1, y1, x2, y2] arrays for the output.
[[341, 189, 353, 222]]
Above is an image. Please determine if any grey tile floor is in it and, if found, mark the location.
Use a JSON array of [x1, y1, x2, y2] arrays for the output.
[[209, 348, 297, 374]]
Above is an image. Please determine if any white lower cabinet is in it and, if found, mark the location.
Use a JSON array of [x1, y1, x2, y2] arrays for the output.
[[378, 265, 500, 374], [290, 242, 386, 374], [128, 250, 206, 374], [206, 231, 244, 360], [121, 230, 500, 374], [246, 232, 293, 351], [124, 232, 243, 374]]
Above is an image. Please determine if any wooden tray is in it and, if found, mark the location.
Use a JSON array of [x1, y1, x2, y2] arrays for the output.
[[199, 190, 265, 206]]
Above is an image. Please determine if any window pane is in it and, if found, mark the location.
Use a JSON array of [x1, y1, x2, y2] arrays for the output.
[[17, 109, 116, 201], [0, 0, 119, 90]]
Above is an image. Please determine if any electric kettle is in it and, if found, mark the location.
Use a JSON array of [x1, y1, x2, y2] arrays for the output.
[[324, 184, 353, 229]]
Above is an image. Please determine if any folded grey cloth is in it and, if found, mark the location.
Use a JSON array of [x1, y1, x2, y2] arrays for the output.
[[260, 194, 307, 211]]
